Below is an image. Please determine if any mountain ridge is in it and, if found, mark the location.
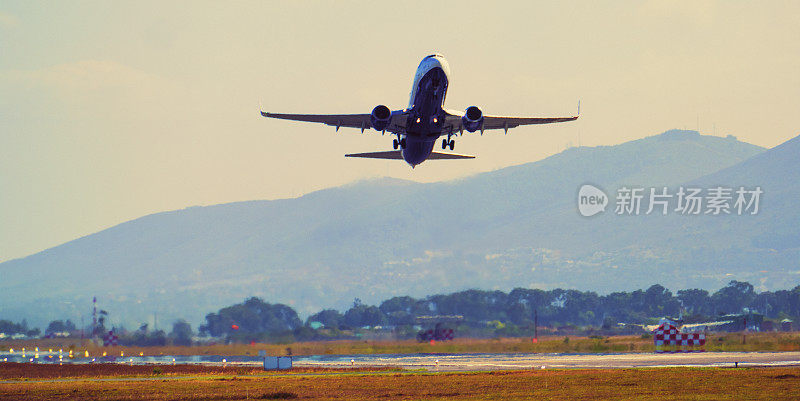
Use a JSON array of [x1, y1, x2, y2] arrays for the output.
[[3, 130, 786, 328]]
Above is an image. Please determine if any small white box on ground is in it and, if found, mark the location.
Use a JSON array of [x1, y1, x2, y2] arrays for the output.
[[264, 356, 292, 370]]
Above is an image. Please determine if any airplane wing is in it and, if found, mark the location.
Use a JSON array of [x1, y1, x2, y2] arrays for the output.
[[443, 106, 578, 135], [261, 109, 408, 133]]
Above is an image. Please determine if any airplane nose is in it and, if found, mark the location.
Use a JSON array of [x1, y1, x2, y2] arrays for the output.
[[430, 57, 448, 72], [434, 57, 450, 76], [419, 55, 450, 77]]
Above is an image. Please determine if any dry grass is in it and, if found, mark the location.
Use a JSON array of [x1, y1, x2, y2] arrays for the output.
[[0, 362, 397, 380], [2, 366, 800, 400], [3, 332, 800, 358]]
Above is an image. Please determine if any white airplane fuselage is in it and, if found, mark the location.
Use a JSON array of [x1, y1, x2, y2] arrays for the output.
[[400, 54, 452, 166]]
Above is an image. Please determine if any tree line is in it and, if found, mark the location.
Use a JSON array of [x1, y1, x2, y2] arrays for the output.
[[4, 281, 799, 343], [196, 281, 800, 342]]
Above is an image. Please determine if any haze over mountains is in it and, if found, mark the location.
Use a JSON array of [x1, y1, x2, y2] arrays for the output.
[[4, 129, 798, 329]]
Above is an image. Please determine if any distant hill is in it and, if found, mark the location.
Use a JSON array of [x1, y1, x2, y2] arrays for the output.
[[2, 130, 781, 328]]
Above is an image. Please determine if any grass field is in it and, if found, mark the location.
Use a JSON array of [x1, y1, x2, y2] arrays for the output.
[[2, 363, 800, 400], [4, 332, 800, 358]]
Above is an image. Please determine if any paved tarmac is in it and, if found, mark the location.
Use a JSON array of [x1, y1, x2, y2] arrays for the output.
[[3, 352, 800, 384], [4, 351, 800, 373], [295, 351, 800, 371]]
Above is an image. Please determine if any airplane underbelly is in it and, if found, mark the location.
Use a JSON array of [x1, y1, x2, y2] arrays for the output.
[[402, 136, 436, 166]]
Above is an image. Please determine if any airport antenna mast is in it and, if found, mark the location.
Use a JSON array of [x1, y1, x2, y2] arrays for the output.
[[92, 296, 97, 337]]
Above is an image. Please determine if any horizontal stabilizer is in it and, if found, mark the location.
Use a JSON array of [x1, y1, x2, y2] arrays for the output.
[[345, 151, 403, 159], [428, 151, 475, 160], [345, 151, 475, 160]]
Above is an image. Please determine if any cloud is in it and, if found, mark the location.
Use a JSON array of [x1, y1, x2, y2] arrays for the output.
[[19, 60, 166, 91], [2, 60, 176, 105], [0, 11, 18, 28], [0, 59, 182, 126], [638, 0, 719, 25]]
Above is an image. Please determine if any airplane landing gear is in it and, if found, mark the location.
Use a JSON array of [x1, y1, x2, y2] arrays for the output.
[[393, 139, 399, 149], [442, 138, 455, 150]]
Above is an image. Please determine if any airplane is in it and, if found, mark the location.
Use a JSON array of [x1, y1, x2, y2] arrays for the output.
[[260, 54, 579, 167]]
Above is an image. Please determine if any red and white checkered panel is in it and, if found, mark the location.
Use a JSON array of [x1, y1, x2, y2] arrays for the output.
[[653, 323, 705, 347], [103, 331, 118, 346]]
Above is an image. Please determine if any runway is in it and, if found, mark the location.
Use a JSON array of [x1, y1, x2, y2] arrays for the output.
[[296, 351, 800, 371], [4, 351, 800, 371]]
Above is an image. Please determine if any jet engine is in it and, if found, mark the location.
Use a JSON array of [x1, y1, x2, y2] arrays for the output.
[[461, 106, 484, 132], [370, 105, 392, 131]]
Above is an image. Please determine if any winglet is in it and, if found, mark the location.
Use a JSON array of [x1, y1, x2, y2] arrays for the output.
[[577, 100, 581, 116], [259, 101, 268, 117]]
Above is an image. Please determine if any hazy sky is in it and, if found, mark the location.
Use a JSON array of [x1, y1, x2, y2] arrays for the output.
[[1, 1, 799, 262]]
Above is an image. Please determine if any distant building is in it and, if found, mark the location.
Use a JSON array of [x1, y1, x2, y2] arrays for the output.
[[761, 321, 775, 332], [715, 313, 763, 332], [657, 313, 764, 333], [680, 320, 734, 333]]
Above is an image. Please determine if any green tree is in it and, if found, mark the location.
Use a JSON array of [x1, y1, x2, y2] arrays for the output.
[[712, 281, 755, 315], [200, 297, 301, 338], [306, 309, 343, 329], [344, 304, 386, 328], [170, 320, 193, 346], [45, 320, 76, 335], [677, 289, 711, 316]]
